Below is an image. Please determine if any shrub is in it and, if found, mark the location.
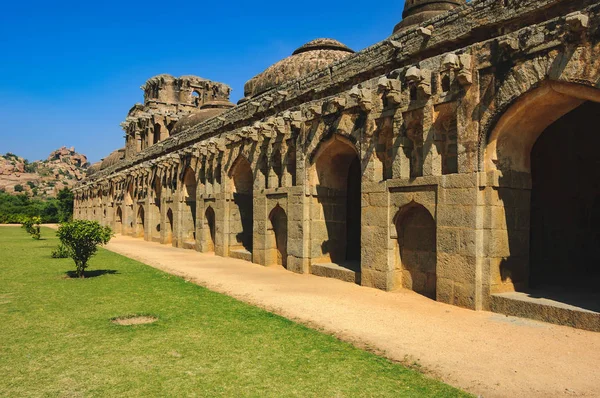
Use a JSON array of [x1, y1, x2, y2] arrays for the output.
[[57, 220, 113, 278], [14, 185, 24, 192], [51, 244, 71, 259], [21, 216, 42, 240]]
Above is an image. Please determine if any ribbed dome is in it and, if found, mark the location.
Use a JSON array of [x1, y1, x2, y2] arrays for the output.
[[171, 100, 235, 135], [394, 0, 465, 33], [243, 38, 354, 100], [100, 148, 125, 170]]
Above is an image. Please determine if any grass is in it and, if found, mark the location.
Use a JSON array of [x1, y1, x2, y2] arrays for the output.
[[0, 227, 470, 397]]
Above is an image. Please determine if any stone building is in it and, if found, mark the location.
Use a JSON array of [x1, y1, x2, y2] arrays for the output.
[[74, 0, 600, 332]]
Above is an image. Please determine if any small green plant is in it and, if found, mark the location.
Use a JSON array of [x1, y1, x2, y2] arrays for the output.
[[57, 220, 113, 278], [51, 244, 71, 259], [21, 216, 42, 240], [14, 184, 24, 192]]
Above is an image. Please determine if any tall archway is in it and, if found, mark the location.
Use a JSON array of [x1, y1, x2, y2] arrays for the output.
[[204, 206, 216, 253], [166, 208, 174, 245], [529, 101, 600, 291], [115, 206, 123, 234], [151, 177, 162, 242], [394, 203, 437, 299], [124, 184, 134, 235], [311, 135, 361, 272], [136, 206, 145, 238], [485, 81, 600, 310], [268, 205, 288, 268], [229, 156, 253, 255], [181, 167, 197, 245]]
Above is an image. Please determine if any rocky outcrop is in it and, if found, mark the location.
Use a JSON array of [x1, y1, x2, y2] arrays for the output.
[[0, 147, 89, 197]]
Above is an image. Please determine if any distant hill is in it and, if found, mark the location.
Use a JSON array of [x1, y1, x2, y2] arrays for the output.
[[0, 147, 89, 198]]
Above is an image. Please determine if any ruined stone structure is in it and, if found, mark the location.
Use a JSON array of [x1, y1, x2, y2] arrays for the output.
[[74, 0, 600, 332]]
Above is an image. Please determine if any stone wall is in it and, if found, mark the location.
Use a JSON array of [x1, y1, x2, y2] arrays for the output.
[[74, 0, 600, 324]]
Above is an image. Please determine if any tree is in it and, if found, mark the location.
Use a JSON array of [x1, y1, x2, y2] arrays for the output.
[[57, 220, 113, 278], [57, 188, 74, 222], [21, 216, 41, 240], [14, 185, 24, 192]]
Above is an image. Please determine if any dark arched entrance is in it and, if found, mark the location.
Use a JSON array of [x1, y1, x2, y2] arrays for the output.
[[312, 135, 361, 273], [530, 101, 600, 291], [182, 167, 197, 245], [229, 156, 254, 256], [268, 205, 288, 268], [205, 206, 216, 253], [136, 206, 145, 238]]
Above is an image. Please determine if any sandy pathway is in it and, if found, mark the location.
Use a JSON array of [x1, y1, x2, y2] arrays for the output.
[[101, 235, 600, 398]]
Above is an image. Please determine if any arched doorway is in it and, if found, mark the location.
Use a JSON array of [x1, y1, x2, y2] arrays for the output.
[[124, 184, 134, 235], [151, 177, 162, 242], [136, 206, 145, 238], [268, 205, 288, 268], [166, 208, 174, 245], [529, 101, 600, 291], [115, 206, 123, 234], [394, 203, 437, 299], [182, 167, 197, 246], [486, 81, 600, 311], [204, 206, 216, 253], [311, 135, 361, 273], [229, 156, 253, 256]]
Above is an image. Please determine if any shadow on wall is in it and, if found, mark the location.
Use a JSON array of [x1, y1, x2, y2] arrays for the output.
[[490, 84, 600, 309]]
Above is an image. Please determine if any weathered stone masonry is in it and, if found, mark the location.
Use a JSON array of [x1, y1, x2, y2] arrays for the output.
[[75, 0, 600, 332]]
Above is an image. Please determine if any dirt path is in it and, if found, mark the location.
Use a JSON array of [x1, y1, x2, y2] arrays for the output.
[[102, 235, 599, 398]]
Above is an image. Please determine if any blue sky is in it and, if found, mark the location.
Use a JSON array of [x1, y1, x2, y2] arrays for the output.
[[0, 0, 404, 163]]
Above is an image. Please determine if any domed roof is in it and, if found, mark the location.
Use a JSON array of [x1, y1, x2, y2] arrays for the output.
[[100, 148, 126, 170], [86, 162, 102, 177], [394, 0, 465, 33], [171, 100, 235, 135], [243, 38, 355, 99]]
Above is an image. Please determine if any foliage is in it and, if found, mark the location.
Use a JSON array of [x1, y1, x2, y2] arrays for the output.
[[56, 188, 74, 222], [24, 160, 38, 173], [0, 189, 73, 223], [27, 181, 36, 189], [0, 226, 468, 397], [21, 216, 42, 239], [57, 220, 113, 278], [14, 184, 24, 192], [51, 243, 71, 259]]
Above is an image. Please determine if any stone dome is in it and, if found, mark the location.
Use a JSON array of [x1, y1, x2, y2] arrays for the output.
[[394, 0, 465, 33], [86, 162, 102, 177], [171, 100, 235, 135], [242, 38, 355, 100], [100, 148, 126, 170]]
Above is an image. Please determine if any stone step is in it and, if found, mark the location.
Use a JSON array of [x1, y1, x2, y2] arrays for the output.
[[311, 263, 360, 284], [230, 249, 252, 262], [490, 291, 600, 333]]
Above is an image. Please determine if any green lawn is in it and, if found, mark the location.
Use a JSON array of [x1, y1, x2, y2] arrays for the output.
[[0, 227, 469, 397]]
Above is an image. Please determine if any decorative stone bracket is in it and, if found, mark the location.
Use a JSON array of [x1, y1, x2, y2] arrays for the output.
[[406, 66, 431, 98]]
